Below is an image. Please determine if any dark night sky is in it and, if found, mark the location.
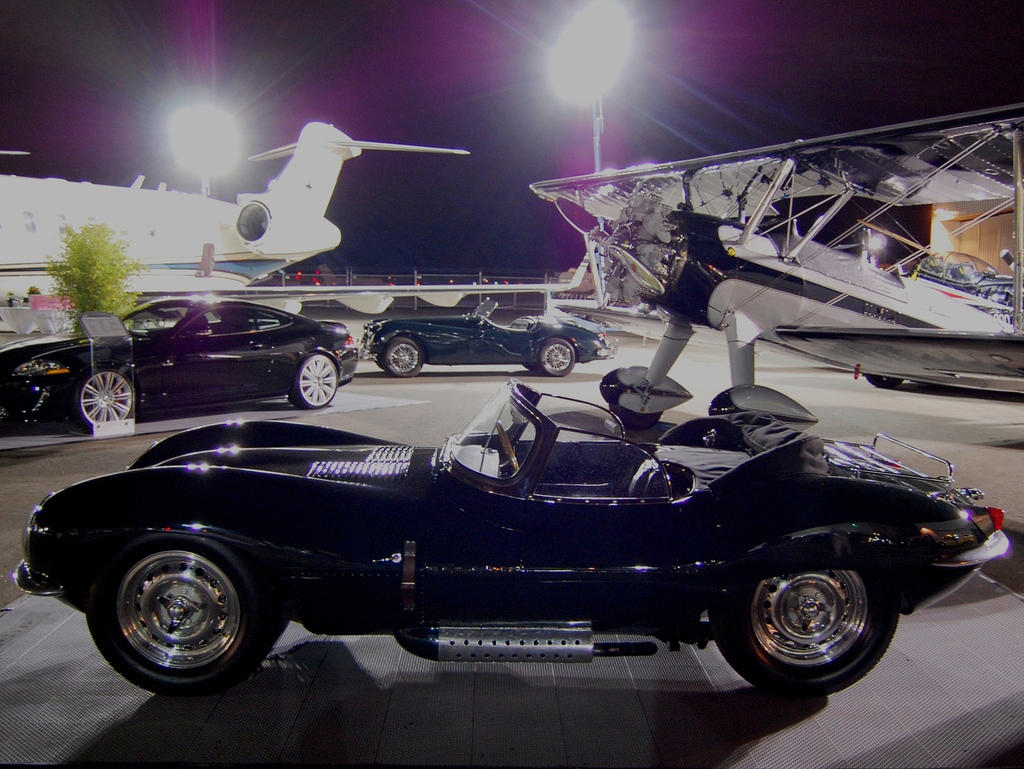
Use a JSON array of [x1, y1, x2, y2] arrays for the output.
[[2, 0, 1022, 276]]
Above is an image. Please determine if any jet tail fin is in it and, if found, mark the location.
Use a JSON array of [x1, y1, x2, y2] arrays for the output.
[[248, 122, 467, 216]]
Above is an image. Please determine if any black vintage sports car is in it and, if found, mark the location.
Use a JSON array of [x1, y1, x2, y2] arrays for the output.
[[15, 380, 1008, 696], [360, 299, 614, 377], [0, 297, 357, 430]]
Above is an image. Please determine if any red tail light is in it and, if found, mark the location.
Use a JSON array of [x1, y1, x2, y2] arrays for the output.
[[987, 507, 1005, 531]]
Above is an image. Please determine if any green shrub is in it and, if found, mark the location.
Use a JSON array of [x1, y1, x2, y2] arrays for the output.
[[45, 224, 144, 326]]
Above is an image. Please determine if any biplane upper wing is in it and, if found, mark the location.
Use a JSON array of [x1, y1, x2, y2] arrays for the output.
[[531, 102, 1024, 223]]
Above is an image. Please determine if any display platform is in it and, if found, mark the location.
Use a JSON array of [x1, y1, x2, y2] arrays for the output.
[[1, 575, 1022, 767]]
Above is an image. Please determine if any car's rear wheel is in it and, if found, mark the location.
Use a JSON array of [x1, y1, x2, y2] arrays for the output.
[[74, 370, 134, 430], [710, 569, 898, 696], [538, 338, 575, 376], [382, 336, 424, 377], [289, 353, 339, 409], [85, 536, 283, 695]]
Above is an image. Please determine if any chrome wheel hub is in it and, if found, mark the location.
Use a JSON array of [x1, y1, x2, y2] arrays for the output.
[[751, 570, 868, 666], [543, 344, 571, 371], [388, 343, 419, 373], [117, 550, 240, 669]]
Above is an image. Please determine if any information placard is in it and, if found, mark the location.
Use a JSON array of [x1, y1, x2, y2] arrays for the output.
[[79, 312, 129, 340]]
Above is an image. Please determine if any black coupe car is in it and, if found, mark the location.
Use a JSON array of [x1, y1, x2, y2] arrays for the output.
[[360, 299, 614, 377], [15, 380, 1008, 696], [0, 297, 357, 430]]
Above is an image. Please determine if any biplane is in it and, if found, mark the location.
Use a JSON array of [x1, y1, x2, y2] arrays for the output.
[[531, 104, 1024, 427]]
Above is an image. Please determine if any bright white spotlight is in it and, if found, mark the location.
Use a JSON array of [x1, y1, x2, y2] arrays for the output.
[[549, 1, 633, 105], [169, 105, 240, 194]]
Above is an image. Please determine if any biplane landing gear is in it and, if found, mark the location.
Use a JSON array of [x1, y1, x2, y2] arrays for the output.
[[599, 318, 696, 430], [600, 367, 692, 430]]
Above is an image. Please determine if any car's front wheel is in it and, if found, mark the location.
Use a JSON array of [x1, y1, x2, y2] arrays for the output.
[[289, 353, 339, 409], [74, 369, 134, 430], [85, 537, 283, 695], [538, 338, 575, 376], [382, 336, 424, 377], [710, 569, 898, 696]]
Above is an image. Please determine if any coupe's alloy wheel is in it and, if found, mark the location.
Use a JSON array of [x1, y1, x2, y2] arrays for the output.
[[751, 570, 868, 666], [297, 355, 338, 407], [79, 371, 133, 425], [116, 550, 241, 670]]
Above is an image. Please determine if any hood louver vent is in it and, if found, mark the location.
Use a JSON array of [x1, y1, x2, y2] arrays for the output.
[[307, 445, 414, 480]]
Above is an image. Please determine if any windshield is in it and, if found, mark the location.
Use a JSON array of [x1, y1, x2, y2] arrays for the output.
[[447, 383, 669, 500], [539, 394, 624, 439], [472, 299, 498, 320], [449, 387, 538, 479]]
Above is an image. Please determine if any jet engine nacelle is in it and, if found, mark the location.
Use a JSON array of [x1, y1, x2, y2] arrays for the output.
[[234, 195, 341, 258]]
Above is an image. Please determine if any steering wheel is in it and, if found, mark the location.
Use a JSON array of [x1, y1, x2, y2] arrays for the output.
[[495, 423, 520, 474], [627, 458, 661, 497]]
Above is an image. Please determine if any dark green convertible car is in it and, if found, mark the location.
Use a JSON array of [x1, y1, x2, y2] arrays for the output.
[[360, 300, 615, 377]]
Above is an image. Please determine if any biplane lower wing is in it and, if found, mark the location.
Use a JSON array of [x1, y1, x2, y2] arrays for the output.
[[766, 326, 1024, 393]]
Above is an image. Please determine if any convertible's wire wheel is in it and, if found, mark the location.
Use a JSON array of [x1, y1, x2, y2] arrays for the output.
[[750, 570, 868, 666], [297, 355, 338, 407], [116, 550, 241, 670], [79, 371, 133, 425], [540, 340, 572, 373], [386, 341, 421, 374]]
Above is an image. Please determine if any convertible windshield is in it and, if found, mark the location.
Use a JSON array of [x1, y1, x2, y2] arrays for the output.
[[471, 299, 498, 320], [449, 387, 537, 479]]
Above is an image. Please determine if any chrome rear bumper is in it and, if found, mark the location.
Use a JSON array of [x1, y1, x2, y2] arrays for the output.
[[934, 530, 1011, 568]]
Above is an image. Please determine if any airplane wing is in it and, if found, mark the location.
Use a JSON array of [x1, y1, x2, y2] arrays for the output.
[[531, 103, 1024, 222], [202, 258, 590, 315], [553, 299, 670, 338], [765, 326, 1024, 393]]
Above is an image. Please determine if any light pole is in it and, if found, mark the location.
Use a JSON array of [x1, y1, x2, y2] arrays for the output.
[[549, 1, 633, 174], [549, 1, 633, 304]]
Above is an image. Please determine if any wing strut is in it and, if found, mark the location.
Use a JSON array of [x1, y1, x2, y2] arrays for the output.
[[1013, 128, 1024, 334], [738, 159, 795, 247]]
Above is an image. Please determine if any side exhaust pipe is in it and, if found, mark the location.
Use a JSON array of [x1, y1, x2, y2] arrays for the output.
[[395, 622, 658, 663]]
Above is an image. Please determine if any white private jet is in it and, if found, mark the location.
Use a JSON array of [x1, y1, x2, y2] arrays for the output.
[[532, 104, 1024, 427], [0, 122, 474, 298], [1, 123, 589, 318]]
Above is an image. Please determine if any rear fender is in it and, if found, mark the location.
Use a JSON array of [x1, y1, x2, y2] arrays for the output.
[[742, 523, 937, 573], [716, 522, 987, 613]]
